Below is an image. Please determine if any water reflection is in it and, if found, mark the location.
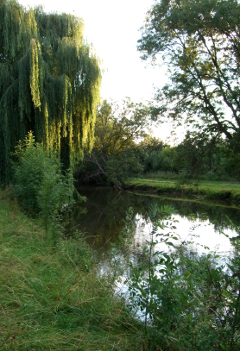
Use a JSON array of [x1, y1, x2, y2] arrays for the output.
[[67, 186, 240, 322], [133, 213, 235, 257], [70, 186, 240, 256]]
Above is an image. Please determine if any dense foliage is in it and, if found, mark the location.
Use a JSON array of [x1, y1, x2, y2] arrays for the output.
[[77, 100, 150, 188], [0, 0, 101, 183], [12, 132, 78, 234], [134, 131, 240, 180], [77, 105, 240, 184], [136, 136, 175, 174], [138, 0, 240, 149]]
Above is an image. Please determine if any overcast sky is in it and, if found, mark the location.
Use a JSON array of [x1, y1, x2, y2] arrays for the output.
[[17, 0, 182, 143]]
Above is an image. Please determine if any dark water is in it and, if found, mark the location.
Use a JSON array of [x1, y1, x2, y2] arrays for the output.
[[68, 186, 240, 255]]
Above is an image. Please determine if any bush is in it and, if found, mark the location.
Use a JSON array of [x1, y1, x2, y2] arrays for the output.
[[12, 132, 77, 233]]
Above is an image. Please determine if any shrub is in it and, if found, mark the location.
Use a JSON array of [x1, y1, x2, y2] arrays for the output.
[[12, 132, 77, 233]]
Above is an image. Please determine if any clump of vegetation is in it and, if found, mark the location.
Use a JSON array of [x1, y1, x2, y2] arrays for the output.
[[11, 132, 79, 234]]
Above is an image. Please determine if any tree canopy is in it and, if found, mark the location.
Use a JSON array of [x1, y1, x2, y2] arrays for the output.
[[78, 99, 150, 188], [0, 0, 101, 182], [138, 0, 240, 146]]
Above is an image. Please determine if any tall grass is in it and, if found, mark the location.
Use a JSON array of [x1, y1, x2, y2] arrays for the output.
[[0, 190, 142, 350]]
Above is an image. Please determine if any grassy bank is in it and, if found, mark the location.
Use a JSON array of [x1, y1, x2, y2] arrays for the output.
[[125, 178, 240, 204], [0, 190, 141, 351]]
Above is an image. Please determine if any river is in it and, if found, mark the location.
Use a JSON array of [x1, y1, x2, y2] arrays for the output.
[[69, 186, 240, 257], [68, 185, 239, 333]]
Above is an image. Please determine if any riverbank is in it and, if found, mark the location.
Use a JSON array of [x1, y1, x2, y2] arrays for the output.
[[125, 178, 240, 205], [0, 189, 141, 350]]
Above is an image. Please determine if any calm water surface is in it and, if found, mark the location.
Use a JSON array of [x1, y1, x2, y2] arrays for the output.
[[70, 186, 240, 257], [68, 186, 240, 317]]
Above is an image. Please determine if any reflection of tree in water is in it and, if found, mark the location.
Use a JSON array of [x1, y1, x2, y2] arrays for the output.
[[68, 187, 240, 252], [69, 187, 132, 250], [164, 199, 240, 232]]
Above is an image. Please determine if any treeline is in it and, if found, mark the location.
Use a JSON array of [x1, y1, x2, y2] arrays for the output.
[[138, 131, 240, 180], [76, 100, 240, 187]]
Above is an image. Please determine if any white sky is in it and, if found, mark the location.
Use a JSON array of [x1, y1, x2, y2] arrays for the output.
[[18, 0, 183, 143]]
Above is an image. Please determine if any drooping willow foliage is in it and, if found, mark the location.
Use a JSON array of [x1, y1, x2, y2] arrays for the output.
[[0, 0, 101, 182]]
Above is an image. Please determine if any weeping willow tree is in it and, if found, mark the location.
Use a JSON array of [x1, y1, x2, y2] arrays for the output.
[[0, 0, 101, 182]]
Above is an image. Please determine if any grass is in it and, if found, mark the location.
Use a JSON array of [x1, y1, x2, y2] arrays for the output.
[[0, 189, 142, 350], [125, 177, 240, 203]]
